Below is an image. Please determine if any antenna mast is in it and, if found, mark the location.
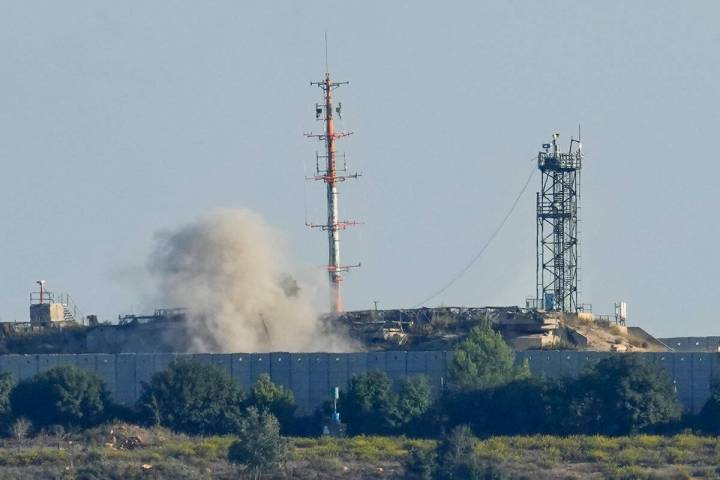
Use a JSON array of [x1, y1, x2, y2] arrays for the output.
[[535, 132, 583, 312], [305, 60, 360, 313]]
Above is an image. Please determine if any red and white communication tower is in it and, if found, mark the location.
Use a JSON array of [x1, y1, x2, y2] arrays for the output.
[[305, 68, 360, 313]]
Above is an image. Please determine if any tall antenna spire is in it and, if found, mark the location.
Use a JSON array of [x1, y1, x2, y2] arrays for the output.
[[305, 56, 361, 313], [324, 32, 329, 74]]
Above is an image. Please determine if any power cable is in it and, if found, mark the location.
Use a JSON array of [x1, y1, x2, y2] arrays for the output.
[[412, 162, 536, 307]]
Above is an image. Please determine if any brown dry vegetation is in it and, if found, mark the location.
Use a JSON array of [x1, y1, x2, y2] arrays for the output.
[[472, 434, 720, 479], [0, 424, 719, 479]]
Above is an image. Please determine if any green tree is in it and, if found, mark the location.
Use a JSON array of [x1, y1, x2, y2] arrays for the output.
[[404, 446, 437, 480], [228, 407, 287, 479], [338, 371, 395, 435], [137, 358, 244, 435], [390, 375, 433, 432], [247, 374, 296, 431], [565, 354, 682, 435], [698, 377, 720, 434], [448, 325, 528, 391], [436, 425, 503, 480], [0, 373, 13, 424], [481, 377, 565, 435], [10, 366, 110, 429]]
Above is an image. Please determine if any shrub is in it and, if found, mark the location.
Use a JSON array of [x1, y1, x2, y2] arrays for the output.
[[0, 373, 13, 421], [136, 358, 244, 435], [404, 446, 437, 480], [448, 325, 528, 392], [605, 464, 653, 480], [481, 377, 564, 435], [564, 355, 682, 435], [435, 425, 503, 480], [442, 376, 565, 436], [697, 377, 720, 434], [228, 407, 287, 479], [10, 366, 111, 429], [338, 371, 395, 435], [441, 388, 492, 433], [390, 375, 433, 433], [9, 417, 32, 441], [246, 373, 296, 432], [337, 372, 433, 436]]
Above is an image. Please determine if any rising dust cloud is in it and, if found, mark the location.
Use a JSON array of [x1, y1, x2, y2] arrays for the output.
[[148, 209, 353, 353]]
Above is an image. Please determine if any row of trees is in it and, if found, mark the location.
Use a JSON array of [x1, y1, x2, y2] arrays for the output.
[[0, 365, 111, 430], [3, 325, 720, 440], [3, 327, 720, 478], [442, 326, 685, 436], [331, 326, 698, 438], [0, 359, 298, 437], [339, 372, 433, 436], [137, 359, 297, 435], [0, 361, 292, 477]]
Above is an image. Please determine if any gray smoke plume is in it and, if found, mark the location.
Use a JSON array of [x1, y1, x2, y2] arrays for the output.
[[148, 209, 353, 352]]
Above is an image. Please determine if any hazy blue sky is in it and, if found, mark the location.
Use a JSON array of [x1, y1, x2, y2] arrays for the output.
[[0, 1, 718, 336]]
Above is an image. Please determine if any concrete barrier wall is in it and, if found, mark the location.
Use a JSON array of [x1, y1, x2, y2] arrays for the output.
[[0, 351, 717, 414], [660, 337, 720, 353]]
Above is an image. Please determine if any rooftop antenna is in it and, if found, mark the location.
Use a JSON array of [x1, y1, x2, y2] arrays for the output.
[[305, 41, 361, 313], [36, 280, 47, 304], [569, 124, 582, 154]]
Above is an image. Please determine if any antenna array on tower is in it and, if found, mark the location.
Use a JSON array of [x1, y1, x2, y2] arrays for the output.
[[305, 67, 361, 313], [534, 133, 583, 313]]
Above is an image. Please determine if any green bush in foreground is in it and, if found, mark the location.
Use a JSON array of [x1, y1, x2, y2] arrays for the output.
[[436, 425, 485, 479], [10, 365, 111, 429], [404, 425, 508, 480], [137, 358, 245, 435], [228, 407, 287, 479], [405, 426, 484, 480], [405, 446, 437, 480]]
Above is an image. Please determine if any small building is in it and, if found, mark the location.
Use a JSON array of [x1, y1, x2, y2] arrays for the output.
[[29, 302, 68, 326], [28, 281, 83, 326]]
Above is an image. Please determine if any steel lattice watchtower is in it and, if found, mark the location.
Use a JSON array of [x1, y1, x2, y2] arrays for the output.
[[536, 133, 583, 312]]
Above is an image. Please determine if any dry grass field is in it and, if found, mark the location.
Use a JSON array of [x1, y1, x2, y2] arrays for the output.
[[0, 424, 718, 479]]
